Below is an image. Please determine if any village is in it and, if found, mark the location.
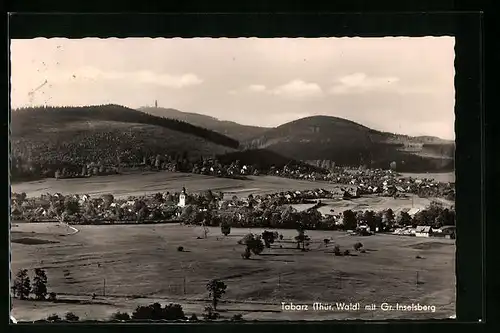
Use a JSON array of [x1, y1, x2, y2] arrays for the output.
[[11, 168, 456, 240], [12, 152, 455, 201]]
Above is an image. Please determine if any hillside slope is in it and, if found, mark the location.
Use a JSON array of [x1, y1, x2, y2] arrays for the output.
[[10, 105, 238, 168], [244, 116, 455, 172], [12, 105, 239, 149], [139, 107, 269, 141]]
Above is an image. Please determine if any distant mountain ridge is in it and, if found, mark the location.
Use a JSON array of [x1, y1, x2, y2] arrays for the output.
[[139, 107, 269, 141], [10, 104, 454, 174], [242, 115, 454, 172], [138, 107, 453, 172]]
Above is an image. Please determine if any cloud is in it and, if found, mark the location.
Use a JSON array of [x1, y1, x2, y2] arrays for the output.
[[248, 84, 267, 92], [228, 80, 323, 100], [330, 73, 400, 94], [228, 84, 267, 95], [271, 80, 323, 99], [38, 67, 204, 89]]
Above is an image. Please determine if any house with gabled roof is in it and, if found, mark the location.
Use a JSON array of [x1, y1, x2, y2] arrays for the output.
[[415, 226, 433, 237]]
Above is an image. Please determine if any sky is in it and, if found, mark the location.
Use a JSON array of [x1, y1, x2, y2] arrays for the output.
[[10, 37, 455, 140]]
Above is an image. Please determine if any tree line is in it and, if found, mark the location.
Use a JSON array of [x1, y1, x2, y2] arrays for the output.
[[33, 278, 233, 323], [11, 268, 56, 301]]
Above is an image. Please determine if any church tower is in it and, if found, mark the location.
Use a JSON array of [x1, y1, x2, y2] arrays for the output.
[[178, 187, 187, 207]]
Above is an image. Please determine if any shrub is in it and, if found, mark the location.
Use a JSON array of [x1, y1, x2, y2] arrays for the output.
[[232, 313, 244, 321], [344, 250, 350, 256], [131, 302, 185, 321], [239, 233, 264, 255], [333, 245, 342, 256], [237, 233, 254, 245], [248, 237, 264, 255], [48, 292, 57, 301], [111, 311, 131, 321], [177, 246, 184, 252], [323, 239, 330, 246], [202, 305, 220, 320], [46, 314, 61, 322], [163, 303, 186, 320], [353, 242, 363, 251], [360, 249, 367, 253], [261, 230, 277, 248], [241, 248, 251, 259], [189, 313, 198, 321], [65, 312, 79, 321]]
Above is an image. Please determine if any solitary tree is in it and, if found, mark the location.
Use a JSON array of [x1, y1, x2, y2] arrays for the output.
[[261, 230, 277, 248], [221, 222, 231, 236], [206, 279, 227, 311], [32, 268, 48, 300], [248, 235, 265, 255], [294, 223, 311, 251], [12, 269, 31, 299], [342, 210, 357, 230]]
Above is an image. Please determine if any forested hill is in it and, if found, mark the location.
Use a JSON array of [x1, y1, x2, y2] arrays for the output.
[[243, 115, 455, 172], [11, 105, 240, 149]]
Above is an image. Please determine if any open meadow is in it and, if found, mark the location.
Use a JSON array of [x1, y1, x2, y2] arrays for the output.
[[10, 172, 353, 199], [399, 172, 455, 183], [11, 222, 455, 321], [297, 195, 453, 217]]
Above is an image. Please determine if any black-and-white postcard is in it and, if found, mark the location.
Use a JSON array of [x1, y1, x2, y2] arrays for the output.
[[10, 36, 456, 322]]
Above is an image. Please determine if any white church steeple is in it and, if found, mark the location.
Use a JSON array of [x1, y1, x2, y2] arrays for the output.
[[178, 187, 187, 207]]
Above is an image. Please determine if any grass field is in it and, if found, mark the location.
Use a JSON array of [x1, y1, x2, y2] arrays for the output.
[[399, 172, 455, 183], [11, 222, 455, 321], [10, 172, 354, 199], [10, 171, 456, 201], [299, 195, 453, 216]]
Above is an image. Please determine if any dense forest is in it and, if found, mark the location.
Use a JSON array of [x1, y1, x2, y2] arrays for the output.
[[11, 105, 240, 149]]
